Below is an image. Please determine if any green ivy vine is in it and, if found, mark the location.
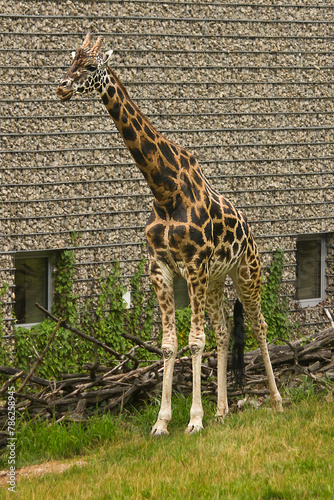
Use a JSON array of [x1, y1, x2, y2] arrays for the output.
[[261, 248, 295, 340], [4, 254, 156, 379]]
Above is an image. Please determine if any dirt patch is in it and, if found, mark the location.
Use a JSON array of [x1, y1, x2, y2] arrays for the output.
[[0, 459, 88, 486]]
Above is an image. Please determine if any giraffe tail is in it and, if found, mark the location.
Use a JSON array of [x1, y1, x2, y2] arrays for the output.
[[231, 299, 246, 390]]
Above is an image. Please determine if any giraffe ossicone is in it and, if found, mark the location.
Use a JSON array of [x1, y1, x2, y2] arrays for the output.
[[56, 34, 283, 435]]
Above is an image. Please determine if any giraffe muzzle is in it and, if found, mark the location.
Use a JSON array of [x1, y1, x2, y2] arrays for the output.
[[56, 85, 74, 101]]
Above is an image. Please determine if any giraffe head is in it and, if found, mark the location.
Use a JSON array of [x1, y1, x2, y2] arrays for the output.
[[56, 33, 113, 101]]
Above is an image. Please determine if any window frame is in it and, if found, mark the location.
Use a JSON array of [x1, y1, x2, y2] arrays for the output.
[[296, 236, 326, 308], [14, 251, 55, 328]]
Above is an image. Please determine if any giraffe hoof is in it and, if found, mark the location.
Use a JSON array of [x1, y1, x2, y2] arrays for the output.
[[272, 399, 284, 413], [214, 413, 226, 424], [150, 427, 169, 437], [185, 424, 203, 435]]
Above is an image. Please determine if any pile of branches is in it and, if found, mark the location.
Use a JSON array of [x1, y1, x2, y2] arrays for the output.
[[0, 305, 333, 438]]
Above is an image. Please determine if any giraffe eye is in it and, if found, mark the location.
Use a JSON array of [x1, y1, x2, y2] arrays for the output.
[[86, 65, 96, 72]]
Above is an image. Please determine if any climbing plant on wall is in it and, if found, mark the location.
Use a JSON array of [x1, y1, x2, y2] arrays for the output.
[[6, 256, 156, 379], [261, 248, 294, 340]]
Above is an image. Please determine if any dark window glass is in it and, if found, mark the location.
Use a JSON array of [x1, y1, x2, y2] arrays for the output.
[[174, 276, 190, 309], [15, 257, 48, 324], [296, 240, 321, 300]]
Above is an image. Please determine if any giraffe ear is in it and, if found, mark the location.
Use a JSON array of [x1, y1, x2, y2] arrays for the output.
[[100, 50, 113, 69]]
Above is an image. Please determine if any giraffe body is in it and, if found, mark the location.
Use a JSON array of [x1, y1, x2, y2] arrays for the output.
[[57, 35, 283, 435]]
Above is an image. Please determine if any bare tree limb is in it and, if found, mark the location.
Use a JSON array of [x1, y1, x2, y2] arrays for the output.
[[0, 366, 51, 387], [324, 309, 334, 329], [121, 332, 162, 356], [35, 303, 137, 363], [0, 370, 25, 395]]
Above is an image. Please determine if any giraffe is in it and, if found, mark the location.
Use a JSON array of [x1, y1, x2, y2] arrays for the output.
[[56, 34, 283, 435]]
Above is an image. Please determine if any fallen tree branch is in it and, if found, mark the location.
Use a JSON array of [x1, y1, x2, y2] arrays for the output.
[[35, 303, 137, 363], [0, 370, 25, 395], [325, 309, 334, 329], [121, 332, 162, 356], [0, 327, 332, 434], [0, 366, 52, 388]]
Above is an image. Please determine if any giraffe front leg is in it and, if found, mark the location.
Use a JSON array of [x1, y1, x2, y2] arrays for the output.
[[185, 268, 208, 434], [149, 260, 177, 436], [206, 284, 230, 421], [151, 345, 177, 436], [185, 342, 205, 434]]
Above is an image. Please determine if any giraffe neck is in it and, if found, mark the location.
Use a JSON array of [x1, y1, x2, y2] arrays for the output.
[[97, 68, 189, 208]]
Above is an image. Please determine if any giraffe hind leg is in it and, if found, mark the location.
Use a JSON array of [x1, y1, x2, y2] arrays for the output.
[[231, 254, 283, 412], [249, 309, 283, 411]]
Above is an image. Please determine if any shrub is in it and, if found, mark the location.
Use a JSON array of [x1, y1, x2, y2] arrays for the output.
[[4, 257, 156, 380]]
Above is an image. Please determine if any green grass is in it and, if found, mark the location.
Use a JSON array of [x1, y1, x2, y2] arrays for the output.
[[3, 412, 124, 468], [1, 389, 333, 499]]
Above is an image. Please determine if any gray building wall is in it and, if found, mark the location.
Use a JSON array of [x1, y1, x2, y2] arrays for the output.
[[1, 0, 333, 336]]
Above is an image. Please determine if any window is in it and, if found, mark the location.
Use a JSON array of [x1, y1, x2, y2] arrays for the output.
[[174, 276, 190, 309], [123, 290, 131, 309], [296, 237, 326, 307], [14, 252, 54, 326]]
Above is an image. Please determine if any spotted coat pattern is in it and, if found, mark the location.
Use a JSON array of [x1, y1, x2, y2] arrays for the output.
[[56, 34, 283, 435]]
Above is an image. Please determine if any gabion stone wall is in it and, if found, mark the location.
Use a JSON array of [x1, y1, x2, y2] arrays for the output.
[[1, 0, 333, 336]]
